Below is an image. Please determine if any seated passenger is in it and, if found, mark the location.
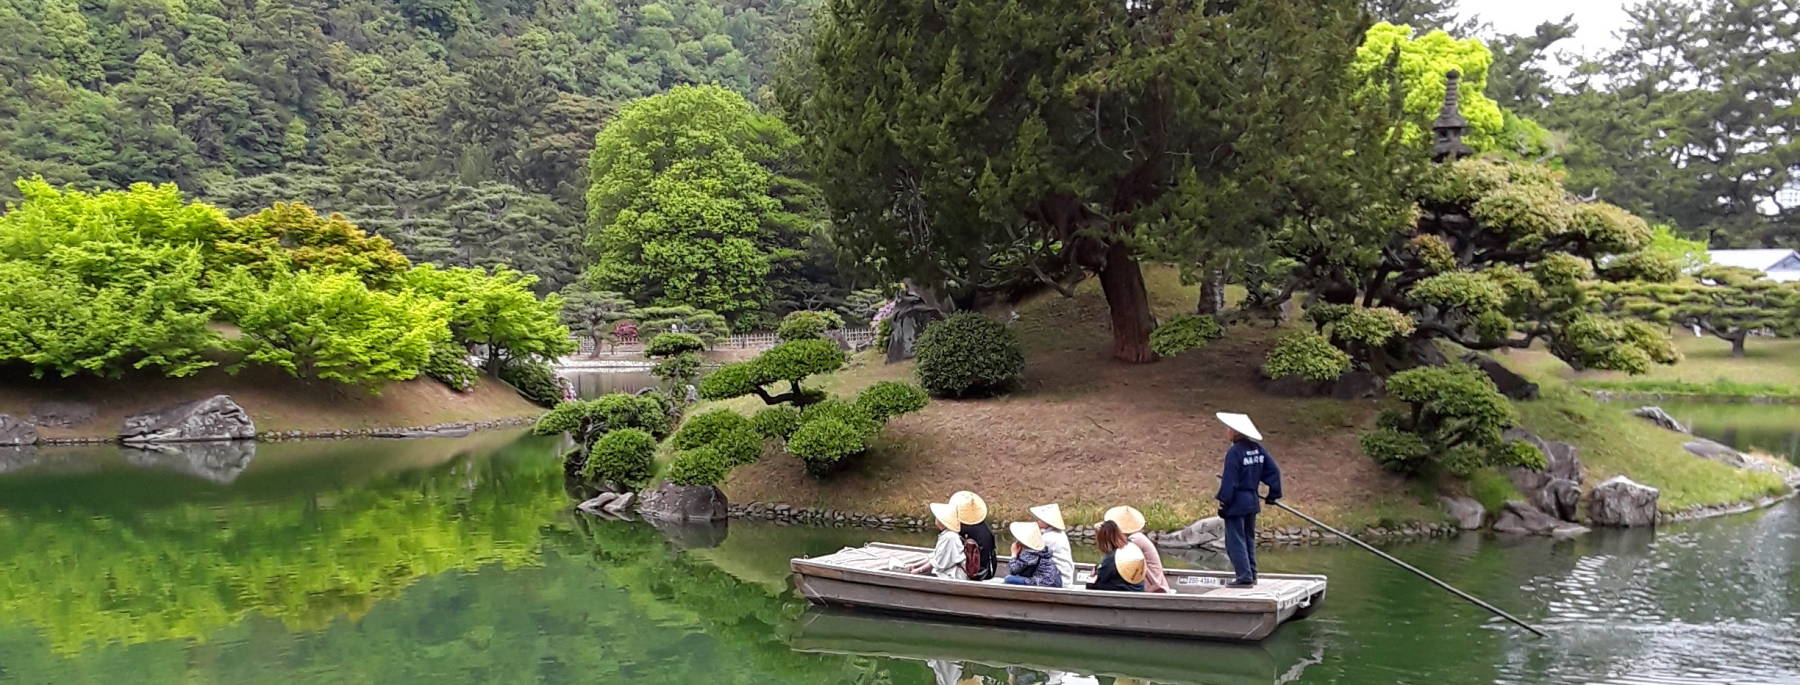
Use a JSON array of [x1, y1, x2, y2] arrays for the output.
[[908, 501, 968, 580], [1031, 503, 1076, 588], [1085, 520, 1145, 592], [1003, 521, 1064, 587], [1105, 505, 1170, 593], [950, 490, 996, 581]]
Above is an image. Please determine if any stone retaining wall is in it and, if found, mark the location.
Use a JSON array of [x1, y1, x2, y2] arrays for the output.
[[725, 501, 1463, 546]]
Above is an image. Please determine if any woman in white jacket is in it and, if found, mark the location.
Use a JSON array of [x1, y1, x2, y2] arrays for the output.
[[1030, 503, 1075, 588]]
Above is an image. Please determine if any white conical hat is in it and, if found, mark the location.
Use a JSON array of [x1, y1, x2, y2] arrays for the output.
[[928, 502, 960, 531], [1029, 503, 1066, 530], [1215, 412, 1262, 441], [949, 490, 988, 524], [1104, 505, 1146, 535], [1009, 521, 1046, 550], [1115, 543, 1147, 584]]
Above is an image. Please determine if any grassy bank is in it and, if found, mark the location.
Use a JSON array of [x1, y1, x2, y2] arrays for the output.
[[698, 268, 1790, 531], [1566, 336, 1800, 399], [0, 365, 544, 441]]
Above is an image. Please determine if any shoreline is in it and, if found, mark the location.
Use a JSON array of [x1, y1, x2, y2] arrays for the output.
[[1586, 389, 1800, 405], [31, 415, 541, 446]]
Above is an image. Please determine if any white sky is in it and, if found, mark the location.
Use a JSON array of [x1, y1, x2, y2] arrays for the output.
[[1458, 0, 1634, 58]]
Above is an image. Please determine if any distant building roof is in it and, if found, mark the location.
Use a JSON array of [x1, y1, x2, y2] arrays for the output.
[[1707, 249, 1800, 277]]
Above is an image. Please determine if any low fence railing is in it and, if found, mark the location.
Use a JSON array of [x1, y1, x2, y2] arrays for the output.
[[573, 327, 878, 357]]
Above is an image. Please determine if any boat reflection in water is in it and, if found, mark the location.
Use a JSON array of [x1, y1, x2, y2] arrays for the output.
[[789, 607, 1319, 685]]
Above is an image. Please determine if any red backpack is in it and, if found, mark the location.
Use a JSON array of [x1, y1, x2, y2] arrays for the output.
[[961, 536, 982, 578]]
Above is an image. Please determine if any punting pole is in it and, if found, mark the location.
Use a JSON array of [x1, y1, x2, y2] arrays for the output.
[[1270, 500, 1549, 638]]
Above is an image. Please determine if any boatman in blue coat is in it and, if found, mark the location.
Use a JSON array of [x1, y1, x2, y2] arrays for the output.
[[1214, 412, 1281, 587]]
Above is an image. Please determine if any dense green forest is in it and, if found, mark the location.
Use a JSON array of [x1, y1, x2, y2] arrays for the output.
[[0, 0, 818, 294]]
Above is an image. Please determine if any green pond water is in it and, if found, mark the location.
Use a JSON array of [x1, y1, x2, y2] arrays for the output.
[[0, 414, 1795, 684]]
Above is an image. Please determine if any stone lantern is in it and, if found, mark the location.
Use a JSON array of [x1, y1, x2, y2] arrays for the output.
[[1431, 69, 1474, 163]]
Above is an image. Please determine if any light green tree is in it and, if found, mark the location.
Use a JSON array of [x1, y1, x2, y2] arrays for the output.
[[218, 269, 450, 388], [402, 264, 575, 374]]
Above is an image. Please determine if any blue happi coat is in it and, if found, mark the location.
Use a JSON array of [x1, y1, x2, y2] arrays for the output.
[[1215, 437, 1282, 517]]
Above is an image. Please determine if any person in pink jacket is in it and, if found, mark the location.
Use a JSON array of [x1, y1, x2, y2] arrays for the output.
[[1103, 505, 1169, 593]]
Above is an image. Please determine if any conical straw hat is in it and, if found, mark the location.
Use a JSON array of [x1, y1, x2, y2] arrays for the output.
[[949, 490, 988, 525], [928, 502, 960, 531], [1104, 505, 1146, 535], [1215, 412, 1263, 441], [1028, 503, 1065, 531], [1115, 543, 1147, 584], [1009, 521, 1045, 550]]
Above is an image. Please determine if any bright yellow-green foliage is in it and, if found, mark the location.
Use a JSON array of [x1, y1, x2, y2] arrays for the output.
[[1354, 22, 1503, 149], [218, 269, 450, 389], [402, 264, 575, 369], [215, 203, 413, 285]]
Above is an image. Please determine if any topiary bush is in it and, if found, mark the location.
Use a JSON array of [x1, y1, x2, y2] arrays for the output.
[[913, 313, 1024, 398], [583, 428, 657, 489], [533, 392, 673, 445], [1359, 363, 1545, 476], [1262, 331, 1351, 382], [673, 409, 753, 450], [750, 406, 802, 439], [644, 332, 705, 357], [777, 310, 845, 342], [699, 338, 844, 405], [787, 418, 869, 475], [665, 446, 730, 486], [501, 359, 565, 407], [854, 381, 929, 422], [1148, 314, 1224, 358], [423, 340, 477, 391]]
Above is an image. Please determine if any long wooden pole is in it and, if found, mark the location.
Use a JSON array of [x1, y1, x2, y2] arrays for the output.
[[1269, 500, 1548, 638]]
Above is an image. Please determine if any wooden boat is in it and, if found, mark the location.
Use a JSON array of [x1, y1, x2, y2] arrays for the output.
[[790, 608, 1286, 685], [789, 542, 1327, 641]]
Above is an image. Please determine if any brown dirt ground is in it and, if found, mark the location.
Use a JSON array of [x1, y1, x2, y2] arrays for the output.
[[0, 365, 543, 440], [721, 270, 1439, 531]]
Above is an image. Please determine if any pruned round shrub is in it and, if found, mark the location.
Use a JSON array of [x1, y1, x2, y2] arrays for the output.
[[913, 313, 1024, 398], [787, 418, 868, 473], [700, 339, 845, 401], [645, 332, 705, 357], [711, 424, 765, 466], [777, 310, 844, 342], [1358, 427, 1430, 472], [1149, 314, 1224, 358], [423, 340, 477, 391], [800, 399, 880, 436], [583, 428, 656, 489], [533, 392, 672, 444], [855, 381, 929, 422], [665, 446, 729, 486], [750, 406, 802, 439], [650, 352, 702, 387], [501, 359, 564, 407], [673, 409, 754, 450], [1262, 331, 1350, 382], [1333, 307, 1416, 347]]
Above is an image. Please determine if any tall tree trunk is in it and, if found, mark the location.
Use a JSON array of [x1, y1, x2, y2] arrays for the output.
[[1099, 243, 1156, 363], [1197, 268, 1226, 315], [1730, 332, 1747, 358]]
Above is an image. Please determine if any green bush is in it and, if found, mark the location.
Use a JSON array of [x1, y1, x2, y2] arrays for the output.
[[650, 353, 702, 388], [673, 409, 754, 450], [1332, 307, 1416, 347], [750, 406, 803, 439], [876, 317, 893, 353], [665, 447, 730, 486], [913, 313, 1024, 398], [711, 425, 765, 467], [777, 310, 844, 342], [583, 428, 657, 489], [698, 339, 845, 402], [855, 381, 929, 422], [533, 393, 672, 444], [1360, 364, 1545, 476], [1262, 331, 1351, 382], [1148, 314, 1224, 358], [800, 399, 880, 436], [1305, 303, 1352, 329], [787, 418, 868, 474], [423, 340, 477, 391], [501, 359, 564, 407], [645, 332, 705, 357]]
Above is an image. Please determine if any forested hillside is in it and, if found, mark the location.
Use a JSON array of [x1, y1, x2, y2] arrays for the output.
[[0, 0, 816, 292]]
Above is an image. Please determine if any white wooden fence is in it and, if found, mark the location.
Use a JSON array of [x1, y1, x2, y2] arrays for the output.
[[574, 327, 877, 357]]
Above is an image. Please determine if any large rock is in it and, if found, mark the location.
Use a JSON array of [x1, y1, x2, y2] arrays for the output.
[[1682, 438, 1750, 469], [120, 395, 255, 443], [1461, 353, 1539, 400], [1492, 501, 1588, 537], [29, 401, 95, 428], [0, 415, 38, 446], [123, 441, 255, 484], [1587, 476, 1660, 527], [1160, 516, 1225, 549], [577, 492, 621, 513], [637, 482, 730, 522], [602, 492, 635, 514], [1329, 371, 1385, 400], [1502, 428, 1583, 521], [884, 283, 945, 363], [1439, 496, 1485, 530], [1631, 406, 1689, 434]]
